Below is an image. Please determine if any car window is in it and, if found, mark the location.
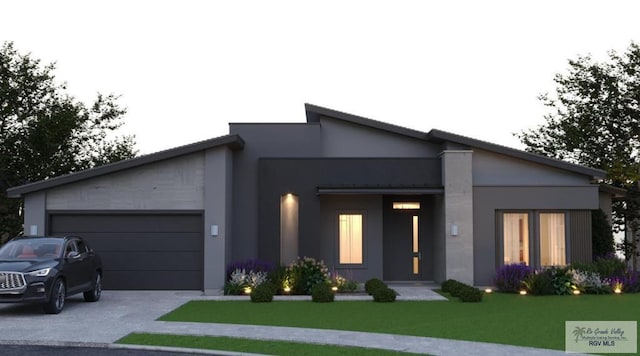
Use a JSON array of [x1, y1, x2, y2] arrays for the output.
[[0, 238, 64, 260], [76, 239, 90, 253], [64, 240, 78, 257]]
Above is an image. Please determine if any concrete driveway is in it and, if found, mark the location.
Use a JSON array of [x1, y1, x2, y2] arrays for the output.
[[0, 291, 199, 344]]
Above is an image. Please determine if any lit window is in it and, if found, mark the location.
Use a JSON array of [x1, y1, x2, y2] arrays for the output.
[[540, 213, 566, 266], [503, 213, 529, 265], [339, 214, 363, 264], [393, 202, 420, 210]]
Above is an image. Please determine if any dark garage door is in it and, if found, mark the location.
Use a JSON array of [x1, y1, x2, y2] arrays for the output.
[[49, 213, 203, 290]]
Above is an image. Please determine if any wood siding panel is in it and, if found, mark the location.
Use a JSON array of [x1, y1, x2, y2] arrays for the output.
[[569, 210, 592, 263]]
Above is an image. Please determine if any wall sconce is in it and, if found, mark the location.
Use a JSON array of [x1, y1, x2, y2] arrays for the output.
[[210, 224, 219, 237], [451, 224, 458, 237]]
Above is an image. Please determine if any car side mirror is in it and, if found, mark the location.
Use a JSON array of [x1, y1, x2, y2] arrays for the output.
[[66, 251, 81, 260]]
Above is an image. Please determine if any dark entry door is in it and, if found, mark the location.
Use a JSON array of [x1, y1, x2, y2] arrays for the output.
[[383, 199, 427, 280]]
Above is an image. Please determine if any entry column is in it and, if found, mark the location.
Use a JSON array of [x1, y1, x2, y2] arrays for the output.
[[441, 150, 474, 285]]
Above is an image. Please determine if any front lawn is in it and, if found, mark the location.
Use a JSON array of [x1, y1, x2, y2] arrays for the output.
[[117, 333, 422, 355], [159, 293, 640, 351]]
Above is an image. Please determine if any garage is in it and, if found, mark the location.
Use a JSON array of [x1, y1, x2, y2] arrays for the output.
[[49, 213, 204, 290]]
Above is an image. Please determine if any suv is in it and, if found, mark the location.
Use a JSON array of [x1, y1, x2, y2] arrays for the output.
[[0, 236, 102, 314]]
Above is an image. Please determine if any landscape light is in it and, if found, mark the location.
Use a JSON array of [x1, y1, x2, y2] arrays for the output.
[[519, 290, 527, 295]]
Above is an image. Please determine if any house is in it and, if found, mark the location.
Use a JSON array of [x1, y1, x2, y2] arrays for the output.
[[7, 104, 617, 292]]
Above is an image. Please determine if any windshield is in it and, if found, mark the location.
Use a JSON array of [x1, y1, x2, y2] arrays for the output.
[[0, 238, 64, 260]]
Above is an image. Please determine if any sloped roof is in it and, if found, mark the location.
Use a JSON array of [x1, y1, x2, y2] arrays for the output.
[[7, 134, 244, 198], [305, 103, 606, 179]]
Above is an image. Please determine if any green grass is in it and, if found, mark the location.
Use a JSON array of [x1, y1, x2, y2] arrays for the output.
[[158, 293, 640, 351], [117, 333, 422, 355]]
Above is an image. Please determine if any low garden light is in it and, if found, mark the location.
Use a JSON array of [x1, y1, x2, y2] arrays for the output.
[[283, 286, 291, 293], [572, 290, 581, 295], [614, 288, 622, 294], [519, 290, 527, 295], [331, 286, 338, 292], [244, 287, 252, 295], [484, 288, 492, 294]]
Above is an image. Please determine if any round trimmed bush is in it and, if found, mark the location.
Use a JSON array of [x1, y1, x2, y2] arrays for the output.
[[250, 283, 275, 303], [365, 278, 387, 295], [372, 287, 396, 302], [459, 287, 483, 302], [311, 283, 334, 303]]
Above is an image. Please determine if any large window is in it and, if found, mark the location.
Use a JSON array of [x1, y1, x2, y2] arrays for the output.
[[338, 214, 363, 264], [503, 213, 529, 265], [540, 213, 566, 266]]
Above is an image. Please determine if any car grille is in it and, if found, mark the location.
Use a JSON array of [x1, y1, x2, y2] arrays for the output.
[[0, 272, 26, 292]]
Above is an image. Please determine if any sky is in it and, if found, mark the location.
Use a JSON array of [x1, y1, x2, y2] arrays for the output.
[[2, 1, 640, 155]]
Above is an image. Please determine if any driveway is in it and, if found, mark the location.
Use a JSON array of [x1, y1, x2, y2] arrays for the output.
[[0, 291, 199, 344]]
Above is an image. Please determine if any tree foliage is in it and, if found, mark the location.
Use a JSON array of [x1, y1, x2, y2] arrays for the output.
[[518, 42, 640, 266], [0, 42, 136, 239]]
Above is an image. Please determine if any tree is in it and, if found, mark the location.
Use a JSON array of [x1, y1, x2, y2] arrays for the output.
[[0, 42, 136, 240], [518, 42, 640, 268]]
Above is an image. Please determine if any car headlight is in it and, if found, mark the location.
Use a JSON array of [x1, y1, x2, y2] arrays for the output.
[[27, 268, 51, 277]]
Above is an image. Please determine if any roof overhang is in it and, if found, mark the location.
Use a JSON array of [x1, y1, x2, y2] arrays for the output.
[[317, 187, 444, 195], [7, 134, 244, 198]]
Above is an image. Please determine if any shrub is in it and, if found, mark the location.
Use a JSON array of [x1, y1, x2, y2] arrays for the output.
[[223, 282, 244, 296], [550, 267, 573, 295], [311, 283, 335, 303], [226, 259, 274, 281], [592, 256, 627, 278], [286, 257, 330, 295], [570, 268, 604, 294], [440, 279, 482, 302], [372, 287, 396, 302], [267, 265, 288, 294], [365, 278, 387, 295], [494, 264, 533, 292], [331, 271, 359, 293], [341, 280, 359, 293], [250, 282, 275, 303], [522, 270, 554, 295], [591, 209, 615, 258], [458, 286, 483, 303], [440, 279, 457, 294]]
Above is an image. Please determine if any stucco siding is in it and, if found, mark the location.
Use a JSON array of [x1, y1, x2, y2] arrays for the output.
[[46, 153, 205, 210], [473, 185, 600, 286], [320, 195, 383, 281], [473, 149, 593, 186], [320, 117, 440, 157], [229, 123, 322, 262]]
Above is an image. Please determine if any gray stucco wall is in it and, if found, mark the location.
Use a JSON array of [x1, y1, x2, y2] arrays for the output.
[[46, 153, 206, 210], [203, 147, 233, 292], [319, 195, 383, 281], [229, 123, 322, 262], [473, 149, 593, 186], [473, 186, 600, 285], [319, 117, 440, 157]]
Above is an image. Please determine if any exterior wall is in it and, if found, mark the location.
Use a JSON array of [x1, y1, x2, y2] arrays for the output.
[[431, 194, 446, 282], [320, 195, 383, 281], [473, 149, 593, 186], [46, 153, 205, 210], [23, 192, 46, 236], [203, 147, 233, 292], [319, 117, 441, 157], [257, 158, 441, 264], [599, 191, 614, 223], [441, 150, 474, 285], [473, 186, 600, 285], [229, 123, 322, 262], [569, 210, 592, 263]]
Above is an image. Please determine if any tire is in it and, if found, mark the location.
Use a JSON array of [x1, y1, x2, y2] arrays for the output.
[[43, 279, 66, 314], [84, 273, 102, 302]]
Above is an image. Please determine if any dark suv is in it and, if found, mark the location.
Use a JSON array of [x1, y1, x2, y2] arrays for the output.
[[0, 236, 102, 314]]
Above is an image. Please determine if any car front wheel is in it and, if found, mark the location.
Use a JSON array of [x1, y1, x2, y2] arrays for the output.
[[84, 273, 102, 302], [43, 279, 66, 314]]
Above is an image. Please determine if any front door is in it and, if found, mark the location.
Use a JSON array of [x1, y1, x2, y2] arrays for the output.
[[383, 199, 427, 280]]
